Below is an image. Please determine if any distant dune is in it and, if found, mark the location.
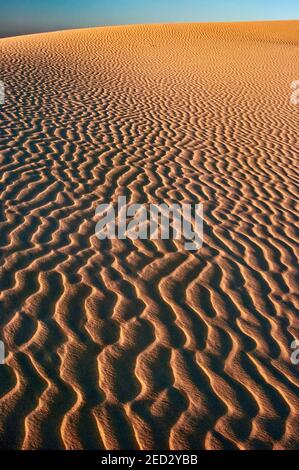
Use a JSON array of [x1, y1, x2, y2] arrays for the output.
[[0, 21, 298, 450]]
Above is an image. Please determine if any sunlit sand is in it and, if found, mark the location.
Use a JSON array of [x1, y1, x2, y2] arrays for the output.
[[0, 21, 298, 449]]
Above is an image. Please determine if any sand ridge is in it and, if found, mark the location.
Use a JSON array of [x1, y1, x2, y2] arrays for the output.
[[0, 21, 299, 449]]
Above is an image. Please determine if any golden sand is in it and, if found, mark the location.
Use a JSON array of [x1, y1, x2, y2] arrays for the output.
[[0, 21, 298, 449]]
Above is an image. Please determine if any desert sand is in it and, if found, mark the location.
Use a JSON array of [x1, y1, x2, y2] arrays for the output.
[[0, 21, 298, 450]]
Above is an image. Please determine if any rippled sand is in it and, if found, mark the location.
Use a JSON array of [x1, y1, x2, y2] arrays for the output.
[[0, 21, 298, 450]]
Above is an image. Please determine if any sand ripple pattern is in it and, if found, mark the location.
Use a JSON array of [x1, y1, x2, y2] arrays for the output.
[[0, 22, 299, 449]]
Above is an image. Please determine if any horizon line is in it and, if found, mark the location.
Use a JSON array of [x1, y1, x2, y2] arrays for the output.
[[1, 18, 298, 40]]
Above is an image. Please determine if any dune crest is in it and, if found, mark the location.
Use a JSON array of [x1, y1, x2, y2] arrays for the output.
[[0, 21, 299, 450]]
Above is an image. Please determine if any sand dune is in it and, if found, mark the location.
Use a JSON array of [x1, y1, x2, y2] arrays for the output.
[[0, 21, 299, 450]]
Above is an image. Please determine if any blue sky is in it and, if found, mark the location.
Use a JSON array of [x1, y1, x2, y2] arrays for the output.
[[0, 0, 298, 37]]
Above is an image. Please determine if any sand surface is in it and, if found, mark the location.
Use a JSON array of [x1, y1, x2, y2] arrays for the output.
[[0, 21, 299, 450]]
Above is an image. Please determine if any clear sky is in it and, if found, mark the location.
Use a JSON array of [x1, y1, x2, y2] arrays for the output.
[[0, 0, 298, 38]]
